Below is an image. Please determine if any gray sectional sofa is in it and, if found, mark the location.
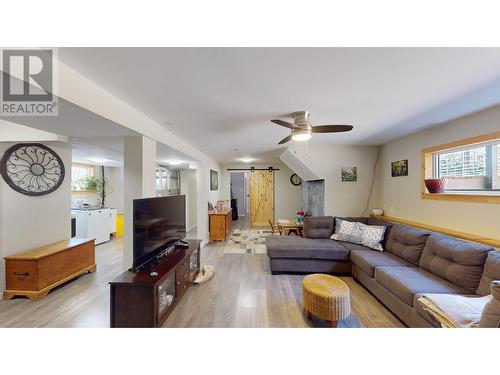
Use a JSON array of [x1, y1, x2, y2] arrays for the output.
[[266, 216, 500, 327]]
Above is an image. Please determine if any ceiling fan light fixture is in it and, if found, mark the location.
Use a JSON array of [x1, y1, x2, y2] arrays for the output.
[[291, 128, 312, 142]]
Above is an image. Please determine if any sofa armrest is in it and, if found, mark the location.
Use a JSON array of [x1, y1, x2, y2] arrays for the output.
[[479, 280, 500, 328]]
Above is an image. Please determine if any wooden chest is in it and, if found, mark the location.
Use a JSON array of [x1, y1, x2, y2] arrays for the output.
[[3, 238, 96, 301]]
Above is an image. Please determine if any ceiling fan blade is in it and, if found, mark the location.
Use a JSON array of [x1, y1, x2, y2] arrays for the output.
[[278, 135, 292, 144], [271, 119, 297, 129], [312, 125, 354, 133]]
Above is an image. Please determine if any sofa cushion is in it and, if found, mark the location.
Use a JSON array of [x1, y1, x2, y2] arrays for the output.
[[350, 249, 415, 277], [385, 224, 430, 265], [419, 233, 492, 294], [374, 266, 467, 306], [265, 236, 349, 261], [303, 216, 335, 239], [476, 251, 500, 296], [337, 241, 370, 251]]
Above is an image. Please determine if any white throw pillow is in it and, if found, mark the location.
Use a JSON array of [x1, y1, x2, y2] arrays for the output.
[[330, 218, 386, 251]]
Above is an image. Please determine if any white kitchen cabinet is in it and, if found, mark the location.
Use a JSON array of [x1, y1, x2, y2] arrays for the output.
[[109, 209, 117, 234], [72, 208, 111, 245]]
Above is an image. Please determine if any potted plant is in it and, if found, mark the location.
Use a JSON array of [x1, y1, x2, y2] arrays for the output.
[[79, 176, 112, 207]]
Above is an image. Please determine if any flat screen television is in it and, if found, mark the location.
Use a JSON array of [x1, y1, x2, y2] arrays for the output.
[[133, 195, 186, 271]]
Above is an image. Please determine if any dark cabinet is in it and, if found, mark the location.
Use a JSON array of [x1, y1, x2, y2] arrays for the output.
[[109, 240, 201, 328]]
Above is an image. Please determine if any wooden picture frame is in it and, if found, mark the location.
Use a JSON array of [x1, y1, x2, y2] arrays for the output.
[[391, 159, 408, 177], [210, 169, 218, 191], [341, 167, 357, 182]]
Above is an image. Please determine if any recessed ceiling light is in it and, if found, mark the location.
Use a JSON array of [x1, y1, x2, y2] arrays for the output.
[[89, 157, 112, 164], [167, 160, 182, 165], [239, 158, 253, 163]]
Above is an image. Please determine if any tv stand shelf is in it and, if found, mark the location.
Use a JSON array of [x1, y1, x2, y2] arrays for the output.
[[109, 239, 201, 327]]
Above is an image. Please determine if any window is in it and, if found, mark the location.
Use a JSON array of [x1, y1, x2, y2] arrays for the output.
[[435, 143, 499, 191], [497, 146, 500, 176], [421, 131, 500, 203], [71, 163, 96, 192]]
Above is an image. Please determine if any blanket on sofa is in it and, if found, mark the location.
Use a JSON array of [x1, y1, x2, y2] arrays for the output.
[[418, 294, 491, 328]]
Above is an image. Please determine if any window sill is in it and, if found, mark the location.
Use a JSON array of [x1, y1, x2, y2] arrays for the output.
[[421, 192, 500, 204], [71, 190, 97, 194]]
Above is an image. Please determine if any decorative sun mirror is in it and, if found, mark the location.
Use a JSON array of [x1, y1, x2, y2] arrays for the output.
[[0, 143, 65, 196]]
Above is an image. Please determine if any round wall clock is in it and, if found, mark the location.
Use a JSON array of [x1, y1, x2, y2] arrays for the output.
[[290, 173, 302, 186], [0, 143, 65, 196]]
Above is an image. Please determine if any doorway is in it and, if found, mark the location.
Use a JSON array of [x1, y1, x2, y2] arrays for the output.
[[230, 172, 247, 218], [249, 170, 274, 227]]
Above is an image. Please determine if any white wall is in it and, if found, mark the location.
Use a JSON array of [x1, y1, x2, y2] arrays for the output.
[[207, 162, 223, 206], [377, 104, 500, 240], [105, 166, 124, 214], [180, 169, 197, 231], [0, 141, 72, 294], [289, 144, 380, 217], [123, 136, 157, 270], [195, 160, 222, 243], [7, 60, 223, 248], [221, 162, 302, 220]]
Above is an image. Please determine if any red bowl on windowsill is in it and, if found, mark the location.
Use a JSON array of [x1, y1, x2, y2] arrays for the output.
[[425, 178, 447, 193]]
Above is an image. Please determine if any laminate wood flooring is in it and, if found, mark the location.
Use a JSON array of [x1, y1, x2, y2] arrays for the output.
[[0, 218, 404, 328]]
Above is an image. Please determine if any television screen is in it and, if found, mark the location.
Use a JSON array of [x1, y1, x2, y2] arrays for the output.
[[133, 195, 186, 270]]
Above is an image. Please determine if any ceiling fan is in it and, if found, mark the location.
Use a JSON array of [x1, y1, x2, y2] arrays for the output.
[[271, 111, 354, 145]]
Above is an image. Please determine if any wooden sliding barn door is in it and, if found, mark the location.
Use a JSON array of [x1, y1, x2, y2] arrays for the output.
[[249, 170, 274, 227]]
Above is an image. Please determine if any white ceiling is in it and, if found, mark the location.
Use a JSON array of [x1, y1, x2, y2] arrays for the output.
[[1, 77, 194, 169], [55, 48, 500, 164], [156, 142, 196, 170], [72, 137, 196, 169], [1, 96, 138, 139]]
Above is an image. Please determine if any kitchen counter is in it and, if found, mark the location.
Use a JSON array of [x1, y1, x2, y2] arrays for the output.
[[71, 206, 113, 211]]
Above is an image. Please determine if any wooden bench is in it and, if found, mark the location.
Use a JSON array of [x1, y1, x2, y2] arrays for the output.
[[3, 238, 96, 301]]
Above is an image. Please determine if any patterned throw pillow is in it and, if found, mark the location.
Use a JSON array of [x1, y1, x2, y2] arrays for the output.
[[330, 218, 386, 251], [331, 219, 364, 245]]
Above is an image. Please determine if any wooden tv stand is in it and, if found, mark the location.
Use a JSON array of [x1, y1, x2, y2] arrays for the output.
[[109, 239, 201, 327], [3, 238, 96, 301]]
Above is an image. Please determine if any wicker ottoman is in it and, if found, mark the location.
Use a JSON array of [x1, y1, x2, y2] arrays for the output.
[[302, 274, 351, 327]]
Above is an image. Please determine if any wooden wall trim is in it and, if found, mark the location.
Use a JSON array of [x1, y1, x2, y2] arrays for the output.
[[421, 130, 500, 154], [421, 192, 500, 204], [374, 215, 500, 248]]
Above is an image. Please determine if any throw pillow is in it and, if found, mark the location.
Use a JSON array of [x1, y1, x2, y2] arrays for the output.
[[331, 218, 364, 245], [331, 218, 386, 251]]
